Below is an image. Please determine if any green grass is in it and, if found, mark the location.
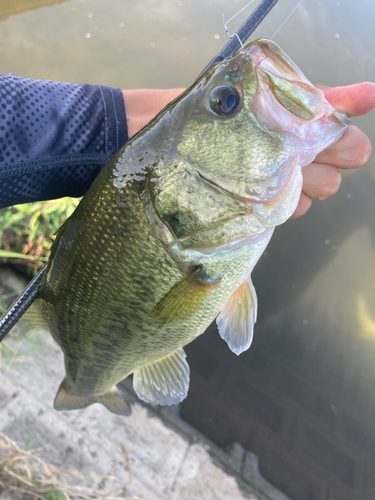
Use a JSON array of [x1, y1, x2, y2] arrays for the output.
[[0, 198, 79, 275]]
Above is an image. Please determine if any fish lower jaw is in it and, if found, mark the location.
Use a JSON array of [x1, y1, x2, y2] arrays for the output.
[[191, 228, 274, 255], [171, 227, 273, 260]]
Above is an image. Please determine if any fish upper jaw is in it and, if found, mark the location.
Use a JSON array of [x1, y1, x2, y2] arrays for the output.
[[242, 39, 350, 163]]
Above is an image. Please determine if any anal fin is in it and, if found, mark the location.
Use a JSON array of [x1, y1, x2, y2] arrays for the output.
[[133, 348, 189, 405], [216, 277, 257, 356], [54, 380, 132, 416]]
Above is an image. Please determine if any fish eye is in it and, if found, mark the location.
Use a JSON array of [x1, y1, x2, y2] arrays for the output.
[[209, 86, 241, 116]]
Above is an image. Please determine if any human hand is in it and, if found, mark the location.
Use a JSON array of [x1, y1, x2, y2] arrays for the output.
[[291, 82, 375, 218]]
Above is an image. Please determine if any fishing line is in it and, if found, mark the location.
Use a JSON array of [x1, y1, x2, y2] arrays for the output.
[[271, 0, 304, 39], [225, 0, 257, 26]]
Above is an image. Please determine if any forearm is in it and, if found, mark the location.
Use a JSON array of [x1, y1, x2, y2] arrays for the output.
[[0, 74, 127, 208], [122, 88, 184, 137]]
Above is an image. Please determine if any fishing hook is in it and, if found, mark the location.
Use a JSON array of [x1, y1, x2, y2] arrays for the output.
[[222, 14, 244, 49], [222, 0, 257, 49]]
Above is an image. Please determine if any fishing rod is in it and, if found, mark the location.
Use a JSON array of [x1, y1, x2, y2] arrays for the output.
[[0, 0, 280, 343]]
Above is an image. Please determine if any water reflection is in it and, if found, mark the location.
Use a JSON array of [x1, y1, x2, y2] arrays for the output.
[[1, 0, 375, 499], [0, 0, 68, 22], [357, 295, 375, 340]]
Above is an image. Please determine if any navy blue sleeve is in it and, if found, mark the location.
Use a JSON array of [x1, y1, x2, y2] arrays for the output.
[[0, 74, 128, 209]]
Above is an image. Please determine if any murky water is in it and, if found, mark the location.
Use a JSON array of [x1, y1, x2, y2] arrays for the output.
[[1, 1, 374, 499]]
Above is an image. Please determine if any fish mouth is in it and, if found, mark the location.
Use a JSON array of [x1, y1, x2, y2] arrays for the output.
[[242, 39, 349, 140], [244, 39, 310, 85]]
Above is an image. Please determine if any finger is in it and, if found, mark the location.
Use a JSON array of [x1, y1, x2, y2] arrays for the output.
[[315, 125, 372, 169], [302, 163, 341, 201], [323, 82, 375, 117], [290, 192, 312, 219]]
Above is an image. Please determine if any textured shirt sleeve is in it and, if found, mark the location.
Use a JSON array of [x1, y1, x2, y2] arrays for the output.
[[0, 74, 128, 208]]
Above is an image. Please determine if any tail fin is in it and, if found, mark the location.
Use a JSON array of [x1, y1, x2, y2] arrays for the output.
[[54, 380, 132, 416]]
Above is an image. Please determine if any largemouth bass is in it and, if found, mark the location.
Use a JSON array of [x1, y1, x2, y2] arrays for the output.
[[25, 39, 349, 415]]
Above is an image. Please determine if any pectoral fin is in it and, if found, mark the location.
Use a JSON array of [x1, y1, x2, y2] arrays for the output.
[[216, 278, 257, 356], [133, 348, 190, 405], [150, 267, 220, 325], [54, 380, 132, 416]]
